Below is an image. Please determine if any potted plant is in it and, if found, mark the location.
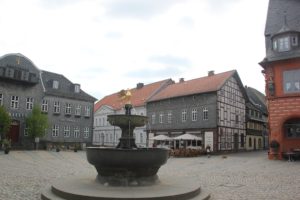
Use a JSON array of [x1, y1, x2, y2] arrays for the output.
[[2, 138, 11, 154]]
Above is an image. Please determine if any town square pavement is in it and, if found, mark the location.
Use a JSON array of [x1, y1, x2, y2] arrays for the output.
[[0, 150, 299, 200]]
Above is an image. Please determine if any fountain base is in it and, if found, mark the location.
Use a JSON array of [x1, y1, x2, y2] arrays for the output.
[[41, 175, 210, 200]]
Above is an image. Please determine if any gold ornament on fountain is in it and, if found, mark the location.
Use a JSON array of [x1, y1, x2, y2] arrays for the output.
[[118, 88, 132, 104]]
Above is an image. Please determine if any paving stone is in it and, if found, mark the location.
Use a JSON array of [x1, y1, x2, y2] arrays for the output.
[[0, 150, 299, 200]]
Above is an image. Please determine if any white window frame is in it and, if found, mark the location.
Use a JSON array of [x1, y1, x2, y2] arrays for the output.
[[53, 80, 59, 89], [74, 85, 80, 93], [74, 127, 80, 138], [151, 113, 156, 125], [54, 101, 60, 113], [26, 97, 34, 110], [41, 99, 48, 112], [84, 106, 91, 117], [192, 108, 197, 121], [182, 109, 187, 122], [203, 107, 208, 120], [75, 105, 81, 116], [52, 125, 59, 137], [11, 95, 19, 109], [64, 126, 70, 137], [278, 36, 290, 52], [167, 111, 172, 124], [83, 127, 89, 138], [159, 113, 163, 124], [65, 103, 72, 115]]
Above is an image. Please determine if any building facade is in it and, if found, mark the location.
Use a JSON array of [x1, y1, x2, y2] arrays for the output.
[[146, 70, 247, 152], [0, 53, 96, 149], [93, 80, 173, 147], [260, 0, 300, 159], [245, 87, 268, 151]]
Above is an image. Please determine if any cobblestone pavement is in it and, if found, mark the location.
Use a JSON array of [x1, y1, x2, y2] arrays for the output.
[[0, 150, 299, 200]]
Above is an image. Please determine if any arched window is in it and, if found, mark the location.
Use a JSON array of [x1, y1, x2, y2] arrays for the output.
[[240, 134, 245, 147]]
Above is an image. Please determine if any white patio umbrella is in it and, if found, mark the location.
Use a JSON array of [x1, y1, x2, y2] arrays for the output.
[[150, 134, 173, 141]]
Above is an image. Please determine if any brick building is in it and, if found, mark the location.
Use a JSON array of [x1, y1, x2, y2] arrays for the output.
[[260, 0, 300, 159], [0, 53, 96, 149]]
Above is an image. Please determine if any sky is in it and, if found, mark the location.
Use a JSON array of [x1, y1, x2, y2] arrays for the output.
[[0, 0, 269, 100]]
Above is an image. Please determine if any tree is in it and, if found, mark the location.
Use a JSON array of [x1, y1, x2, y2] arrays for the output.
[[26, 105, 48, 149], [0, 105, 11, 140]]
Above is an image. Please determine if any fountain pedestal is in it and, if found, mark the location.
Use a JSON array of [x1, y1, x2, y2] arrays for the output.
[[41, 103, 209, 200]]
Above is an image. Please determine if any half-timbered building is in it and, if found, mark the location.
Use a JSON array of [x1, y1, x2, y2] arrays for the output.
[[146, 70, 248, 152]]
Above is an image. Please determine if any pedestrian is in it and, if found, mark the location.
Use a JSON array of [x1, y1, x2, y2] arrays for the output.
[[206, 145, 211, 158]]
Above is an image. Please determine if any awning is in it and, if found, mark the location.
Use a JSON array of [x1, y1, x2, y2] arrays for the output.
[[174, 133, 202, 141]]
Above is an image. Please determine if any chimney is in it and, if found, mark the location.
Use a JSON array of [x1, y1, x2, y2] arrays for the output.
[[208, 70, 215, 76], [136, 82, 144, 89], [179, 78, 184, 83]]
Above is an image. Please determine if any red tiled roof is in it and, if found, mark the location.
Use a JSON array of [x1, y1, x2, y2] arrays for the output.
[[94, 79, 172, 112], [148, 70, 236, 102]]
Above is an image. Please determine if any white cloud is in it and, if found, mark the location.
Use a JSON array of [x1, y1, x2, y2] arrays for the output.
[[0, 0, 269, 99]]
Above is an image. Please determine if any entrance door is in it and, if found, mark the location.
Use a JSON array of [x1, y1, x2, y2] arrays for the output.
[[254, 138, 257, 150], [9, 121, 20, 143], [234, 133, 239, 152]]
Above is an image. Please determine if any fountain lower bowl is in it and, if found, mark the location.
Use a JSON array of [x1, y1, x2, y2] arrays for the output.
[[86, 147, 169, 186]]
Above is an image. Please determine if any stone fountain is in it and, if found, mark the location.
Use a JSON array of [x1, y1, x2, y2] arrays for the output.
[[41, 89, 208, 200]]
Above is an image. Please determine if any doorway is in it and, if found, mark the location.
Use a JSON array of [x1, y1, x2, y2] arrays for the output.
[[9, 121, 20, 143]]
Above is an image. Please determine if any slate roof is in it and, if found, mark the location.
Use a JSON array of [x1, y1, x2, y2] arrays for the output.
[[41, 70, 96, 102], [147, 70, 240, 102], [94, 79, 173, 112], [265, 0, 300, 36], [262, 0, 300, 63], [245, 87, 268, 115], [0, 53, 39, 73]]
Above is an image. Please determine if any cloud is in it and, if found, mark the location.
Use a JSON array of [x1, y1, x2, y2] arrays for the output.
[[126, 66, 185, 80], [105, 31, 123, 39], [38, 0, 81, 9], [149, 55, 191, 67], [103, 0, 182, 19]]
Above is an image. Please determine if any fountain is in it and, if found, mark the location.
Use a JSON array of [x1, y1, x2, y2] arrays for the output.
[[41, 89, 208, 200]]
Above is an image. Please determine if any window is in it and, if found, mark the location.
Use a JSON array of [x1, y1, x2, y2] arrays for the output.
[[278, 36, 290, 52], [26, 97, 34, 110], [53, 80, 59, 89], [159, 113, 163, 124], [41, 99, 48, 112], [167, 111, 172, 123], [273, 40, 277, 50], [74, 127, 80, 138], [192, 108, 197, 121], [203, 107, 208, 120], [0, 94, 3, 105], [285, 119, 300, 138], [84, 127, 89, 138], [74, 84, 80, 93], [65, 103, 72, 115], [283, 69, 300, 93], [182, 109, 187, 122], [52, 125, 59, 137], [75, 105, 81, 116], [151, 113, 156, 124], [11, 96, 19, 109], [291, 35, 298, 46], [64, 126, 70, 137], [54, 101, 60, 113], [84, 106, 91, 117]]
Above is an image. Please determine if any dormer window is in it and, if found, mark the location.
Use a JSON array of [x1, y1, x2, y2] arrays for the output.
[[74, 84, 80, 93], [53, 80, 59, 89], [278, 36, 290, 52]]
